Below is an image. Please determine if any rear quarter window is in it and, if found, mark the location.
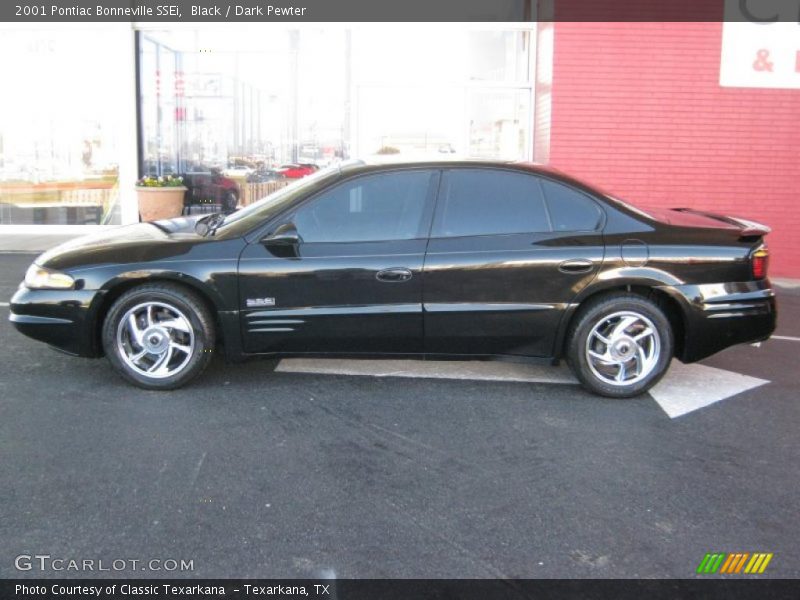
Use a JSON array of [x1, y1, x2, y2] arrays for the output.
[[541, 179, 603, 232]]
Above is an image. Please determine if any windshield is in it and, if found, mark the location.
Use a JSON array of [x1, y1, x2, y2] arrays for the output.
[[214, 165, 343, 238]]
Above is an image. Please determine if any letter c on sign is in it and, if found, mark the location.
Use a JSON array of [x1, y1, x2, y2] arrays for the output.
[[15, 555, 31, 570]]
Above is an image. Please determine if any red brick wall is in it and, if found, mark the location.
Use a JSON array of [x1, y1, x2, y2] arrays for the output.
[[540, 22, 800, 277]]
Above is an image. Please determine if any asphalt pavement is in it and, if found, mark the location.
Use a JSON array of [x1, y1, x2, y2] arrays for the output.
[[0, 252, 798, 579]]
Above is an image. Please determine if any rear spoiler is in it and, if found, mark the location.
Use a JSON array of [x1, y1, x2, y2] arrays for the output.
[[671, 208, 771, 238]]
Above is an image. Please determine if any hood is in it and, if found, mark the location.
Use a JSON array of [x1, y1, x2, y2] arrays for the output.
[[36, 215, 209, 272]]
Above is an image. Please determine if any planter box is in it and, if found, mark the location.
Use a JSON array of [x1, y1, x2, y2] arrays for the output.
[[136, 186, 187, 221]]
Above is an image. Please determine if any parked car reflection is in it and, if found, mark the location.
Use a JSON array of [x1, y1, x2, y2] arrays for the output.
[[276, 163, 320, 179], [182, 169, 240, 215], [246, 167, 286, 183]]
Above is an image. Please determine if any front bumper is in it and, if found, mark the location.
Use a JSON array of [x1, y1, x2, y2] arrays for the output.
[[9, 285, 106, 357], [660, 280, 777, 363]]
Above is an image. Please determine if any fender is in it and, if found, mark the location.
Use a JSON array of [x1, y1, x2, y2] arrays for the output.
[[95, 268, 233, 312], [550, 266, 686, 358], [78, 265, 242, 361]]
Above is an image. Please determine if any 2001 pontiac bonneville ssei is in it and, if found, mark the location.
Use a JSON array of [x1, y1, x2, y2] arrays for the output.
[[10, 160, 776, 397]]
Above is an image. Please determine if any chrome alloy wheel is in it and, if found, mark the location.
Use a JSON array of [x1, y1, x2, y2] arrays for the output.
[[585, 310, 661, 387], [116, 301, 195, 379]]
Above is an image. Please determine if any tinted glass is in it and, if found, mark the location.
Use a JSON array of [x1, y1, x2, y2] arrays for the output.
[[433, 169, 550, 237], [541, 179, 602, 232], [216, 166, 341, 239], [294, 170, 433, 243]]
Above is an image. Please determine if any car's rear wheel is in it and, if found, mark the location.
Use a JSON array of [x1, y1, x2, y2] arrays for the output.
[[566, 293, 673, 398], [102, 283, 215, 390]]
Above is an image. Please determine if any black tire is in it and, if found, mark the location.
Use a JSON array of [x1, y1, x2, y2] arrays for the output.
[[101, 283, 216, 390], [566, 293, 673, 398]]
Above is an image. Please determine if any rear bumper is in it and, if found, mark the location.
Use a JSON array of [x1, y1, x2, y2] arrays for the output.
[[9, 286, 106, 357], [660, 280, 777, 363]]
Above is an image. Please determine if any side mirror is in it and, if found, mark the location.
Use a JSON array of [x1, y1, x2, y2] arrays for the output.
[[262, 222, 301, 246]]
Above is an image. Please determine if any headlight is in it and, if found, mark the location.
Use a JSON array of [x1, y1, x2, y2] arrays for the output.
[[24, 264, 75, 290]]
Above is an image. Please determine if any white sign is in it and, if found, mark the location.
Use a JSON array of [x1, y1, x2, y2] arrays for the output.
[[721, 0, 800, 89]]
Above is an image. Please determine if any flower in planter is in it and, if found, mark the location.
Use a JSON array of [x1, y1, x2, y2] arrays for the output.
[[136, 174, 187, 221], [136, 174, 185, 187]]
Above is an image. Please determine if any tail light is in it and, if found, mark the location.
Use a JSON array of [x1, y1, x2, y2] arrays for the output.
[[751, 246, 769, 280]]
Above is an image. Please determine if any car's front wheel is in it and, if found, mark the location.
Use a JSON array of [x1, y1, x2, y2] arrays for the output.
[[102, 283, 215, 390], [566, 293, 673, 398]]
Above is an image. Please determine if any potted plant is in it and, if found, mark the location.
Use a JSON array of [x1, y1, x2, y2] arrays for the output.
[[135, 175, 187, 221]]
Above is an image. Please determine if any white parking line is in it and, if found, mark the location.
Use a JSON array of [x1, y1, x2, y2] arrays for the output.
[[649, 362, 768, 419], [771, 335, 800, 342], [276, 358, 769, 419], [276, 357, 578, 385], [0, 302, 9, 307]]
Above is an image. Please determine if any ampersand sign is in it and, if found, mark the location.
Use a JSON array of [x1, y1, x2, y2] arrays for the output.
[[753, 49, 774, 72]]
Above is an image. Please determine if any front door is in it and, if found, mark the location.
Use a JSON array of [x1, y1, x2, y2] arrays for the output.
[[423, 168, 605, 357], [238, 168, 439, 354]]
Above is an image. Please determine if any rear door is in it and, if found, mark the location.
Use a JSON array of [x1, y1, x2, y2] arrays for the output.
[[422, 168, 605, 357], [238, 168, 439, 354]]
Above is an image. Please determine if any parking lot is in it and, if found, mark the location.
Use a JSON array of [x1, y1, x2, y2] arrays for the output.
[[0, 251, 798, 578]]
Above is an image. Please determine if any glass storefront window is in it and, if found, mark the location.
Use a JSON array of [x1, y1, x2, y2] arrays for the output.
[[139, 29, 347, 176], [350, 29, 532, 85], [0, 30, 126, 225], [468, 89, 531, 159], [137, 25, 536, 196], [350, 28, 533, 159], [0, 25, 535, 227], [467, 31, 532, 82]]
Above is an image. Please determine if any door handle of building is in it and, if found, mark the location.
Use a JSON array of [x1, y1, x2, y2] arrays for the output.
[[558, 259, 594, 274], [376, 268, 413, 282]]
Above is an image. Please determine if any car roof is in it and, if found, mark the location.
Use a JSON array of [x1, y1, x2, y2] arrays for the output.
[[335, 158, 601, 195]]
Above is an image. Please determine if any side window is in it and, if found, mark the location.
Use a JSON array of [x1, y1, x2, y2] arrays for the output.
[[541, 179, 602, 232], [293, 170, 434, 243], [433, 169, 550, 237]]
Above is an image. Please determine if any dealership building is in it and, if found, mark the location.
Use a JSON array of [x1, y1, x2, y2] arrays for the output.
[[0, 16, 798, 276]]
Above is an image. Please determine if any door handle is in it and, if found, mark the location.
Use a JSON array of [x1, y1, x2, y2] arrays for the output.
[[558, 259, 594, 274], [376, 267, 413, 282]]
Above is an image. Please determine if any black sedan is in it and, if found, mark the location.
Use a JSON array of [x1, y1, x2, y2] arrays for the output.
[[9, 160, 776, 397]]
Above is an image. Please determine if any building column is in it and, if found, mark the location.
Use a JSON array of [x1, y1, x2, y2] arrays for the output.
[[120, 23, 140, 225]]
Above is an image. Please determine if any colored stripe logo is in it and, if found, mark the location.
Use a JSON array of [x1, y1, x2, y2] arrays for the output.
[[697, 552, 773, 574]]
